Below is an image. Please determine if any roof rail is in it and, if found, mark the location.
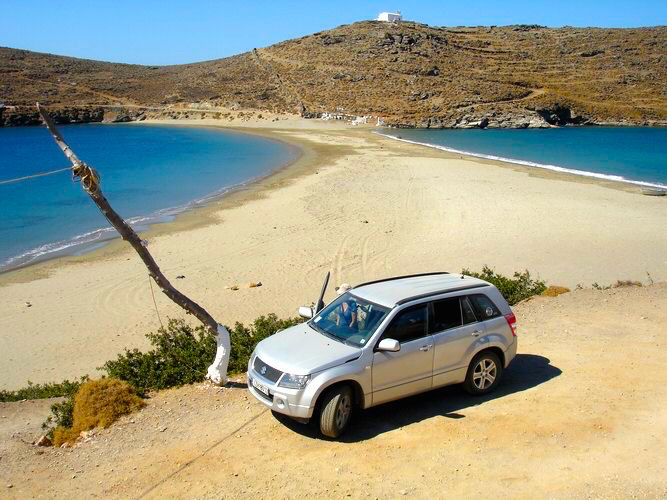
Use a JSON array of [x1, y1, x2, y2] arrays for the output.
[[396, 283, 489, 305], [354, 272, 450, 289]]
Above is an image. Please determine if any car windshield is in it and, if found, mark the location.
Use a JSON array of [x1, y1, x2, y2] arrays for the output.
[[309, 292, 390, 347]]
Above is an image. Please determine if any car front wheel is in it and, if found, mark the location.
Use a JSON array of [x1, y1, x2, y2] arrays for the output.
[[464, 351, 502, 395], [319, 385, 353, 438]]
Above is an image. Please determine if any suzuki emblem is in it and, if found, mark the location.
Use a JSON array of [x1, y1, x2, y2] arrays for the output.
[[260, 365, 267, 375]]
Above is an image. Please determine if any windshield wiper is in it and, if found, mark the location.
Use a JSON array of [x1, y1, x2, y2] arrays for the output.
[[308, 321, 347, 344]]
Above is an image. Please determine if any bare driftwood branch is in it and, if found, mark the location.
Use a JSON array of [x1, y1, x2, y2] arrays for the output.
[[36, 103, 219, 333]]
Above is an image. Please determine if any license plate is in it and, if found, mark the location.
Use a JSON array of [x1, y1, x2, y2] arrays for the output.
[[251, 377, 270, 396]]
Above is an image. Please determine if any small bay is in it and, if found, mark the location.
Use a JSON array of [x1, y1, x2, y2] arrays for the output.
[[0, 124, 297, 271]]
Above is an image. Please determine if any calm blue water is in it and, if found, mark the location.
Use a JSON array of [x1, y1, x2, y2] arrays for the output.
[[0, 124, 297, 271], [381, 127, 667, 188]]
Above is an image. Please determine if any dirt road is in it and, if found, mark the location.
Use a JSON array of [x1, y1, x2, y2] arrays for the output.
[[2, 284, 666, 498]]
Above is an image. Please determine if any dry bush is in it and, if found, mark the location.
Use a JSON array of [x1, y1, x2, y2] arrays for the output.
[[613, 280, 642, 288], [52, 378, 144, 446], [541, 285, 571, 297]]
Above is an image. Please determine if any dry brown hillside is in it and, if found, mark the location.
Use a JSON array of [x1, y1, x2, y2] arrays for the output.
[[1, 21, 666, 127]]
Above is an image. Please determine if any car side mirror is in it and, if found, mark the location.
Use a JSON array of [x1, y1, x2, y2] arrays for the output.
[[377, 338, 400, 352], [298, 306, 314, 319]]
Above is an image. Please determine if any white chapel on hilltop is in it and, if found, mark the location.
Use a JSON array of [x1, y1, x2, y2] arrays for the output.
[[377, 11, 402, 22]]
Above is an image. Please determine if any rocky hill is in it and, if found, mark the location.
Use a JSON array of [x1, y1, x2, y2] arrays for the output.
[[1, 21, 666, 127]]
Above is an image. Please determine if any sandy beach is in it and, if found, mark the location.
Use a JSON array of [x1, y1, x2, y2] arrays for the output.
[[1, 117, 666, 389]]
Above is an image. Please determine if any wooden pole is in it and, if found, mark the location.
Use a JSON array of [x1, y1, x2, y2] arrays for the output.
[[36, 103, 230, 383]]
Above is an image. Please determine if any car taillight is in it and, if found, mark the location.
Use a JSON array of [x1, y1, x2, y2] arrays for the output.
[[504, 312, 517, 337]]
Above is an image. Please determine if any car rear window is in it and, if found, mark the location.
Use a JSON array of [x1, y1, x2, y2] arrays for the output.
[[468, 294, 501, 320], [430, 297, 462, 333], [461, 296, 478, 324], [430, 296, 480, 333]]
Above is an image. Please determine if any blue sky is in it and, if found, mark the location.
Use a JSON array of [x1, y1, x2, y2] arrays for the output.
[[2, 0, 666, 65]]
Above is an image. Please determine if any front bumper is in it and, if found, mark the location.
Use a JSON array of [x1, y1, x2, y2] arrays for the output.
[[247, 369, 315, 420]]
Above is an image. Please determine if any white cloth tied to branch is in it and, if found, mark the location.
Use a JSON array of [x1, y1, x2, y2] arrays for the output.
[[206, 324, 231, 385]]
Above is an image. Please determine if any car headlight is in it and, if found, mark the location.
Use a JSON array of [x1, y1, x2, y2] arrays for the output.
[[278, 373, 311, 389]]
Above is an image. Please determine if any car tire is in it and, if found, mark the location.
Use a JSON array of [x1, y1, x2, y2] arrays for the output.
[[319, 385, 353, 438], [464, 351, 503, 395]]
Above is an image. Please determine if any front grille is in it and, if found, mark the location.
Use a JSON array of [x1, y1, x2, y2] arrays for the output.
[[253, 356, 283, 383]]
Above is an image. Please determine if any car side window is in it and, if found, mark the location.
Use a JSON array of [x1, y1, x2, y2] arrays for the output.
[[461, 296, 478, 324], [383, 305, 428, 344], [469, 294, 501, 320], [430, 297, 462, 333]]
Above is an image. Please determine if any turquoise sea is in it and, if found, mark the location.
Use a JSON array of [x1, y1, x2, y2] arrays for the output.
[[0, 124, 297, 271], [380, 127, 667, 188], [2, 124, 666, 272]]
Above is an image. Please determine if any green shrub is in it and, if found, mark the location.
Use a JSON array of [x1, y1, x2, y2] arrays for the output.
[[102, 319, 217, 396], [40, 314, 301, 437], [102, 314, 302, 395], [0, 377, 85, 403], [462, 266, 547, 305], [40, 377, 89, 434], [47, 395, 76, 431]]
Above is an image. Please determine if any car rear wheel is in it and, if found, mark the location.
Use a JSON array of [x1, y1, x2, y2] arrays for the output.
[[464, 351, 502, 395], [319, 385, 353, 438]]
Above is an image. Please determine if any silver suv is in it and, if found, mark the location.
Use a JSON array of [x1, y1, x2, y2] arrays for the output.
[[247, 272, 517, 438]]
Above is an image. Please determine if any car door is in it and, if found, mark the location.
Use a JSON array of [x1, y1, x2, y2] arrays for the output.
[[371, 304, 434, 405], [431, 296, 483, 387]]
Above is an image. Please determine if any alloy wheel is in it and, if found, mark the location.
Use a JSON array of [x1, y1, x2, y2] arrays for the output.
[[335, 393, 352, 429], [473, 358, 497, 390]]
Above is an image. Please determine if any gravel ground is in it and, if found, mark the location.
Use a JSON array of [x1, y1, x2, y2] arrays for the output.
[[1, 283, 666, 499]]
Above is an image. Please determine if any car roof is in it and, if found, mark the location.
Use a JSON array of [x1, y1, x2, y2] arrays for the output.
[[350, 272, 489, 308]]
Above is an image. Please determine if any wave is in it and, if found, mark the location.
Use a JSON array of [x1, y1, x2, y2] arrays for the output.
[[1, 226, 119, 270], [0, 174, 266, 272], [375, 131, 667, 190]]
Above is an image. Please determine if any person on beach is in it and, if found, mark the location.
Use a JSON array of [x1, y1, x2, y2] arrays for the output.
[[335, 283, 357, 331]]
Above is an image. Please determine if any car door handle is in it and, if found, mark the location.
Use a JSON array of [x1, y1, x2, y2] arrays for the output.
[[419, 344, 433, 351], [472, 331, 482, 337]]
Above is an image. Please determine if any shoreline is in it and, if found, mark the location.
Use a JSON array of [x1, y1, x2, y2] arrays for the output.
[[376, 130, 667, 190], [3, 120, 664, 279], [0, 119, 354, 288], [0, 123, 303, 276], [1, 117, 665, 389], [1, 118, 663, 286]]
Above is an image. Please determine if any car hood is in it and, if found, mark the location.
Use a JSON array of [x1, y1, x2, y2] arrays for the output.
[[253, 323, 361, 376]]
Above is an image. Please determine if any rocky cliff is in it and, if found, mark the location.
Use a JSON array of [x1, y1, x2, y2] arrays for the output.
[[1, 22, 666, 128]]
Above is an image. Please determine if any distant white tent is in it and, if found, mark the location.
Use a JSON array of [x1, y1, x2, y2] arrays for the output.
[[377, 11, 402, 22]]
